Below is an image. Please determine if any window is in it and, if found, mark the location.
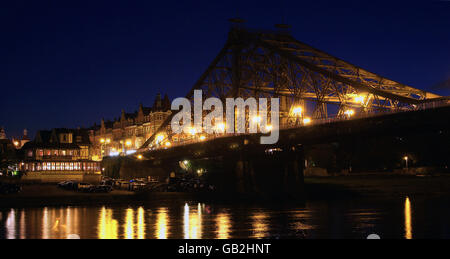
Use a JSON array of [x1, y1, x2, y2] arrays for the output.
[[38, 150, 44, 157], [51, 163, 55, 170], [61, 150, 66, 156], [53, 150, 58, 156], [28, 150, 33, 157], [56, 163, 60, 171]]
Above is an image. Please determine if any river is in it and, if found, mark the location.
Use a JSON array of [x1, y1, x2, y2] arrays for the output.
[[1, 196, 450, 239]]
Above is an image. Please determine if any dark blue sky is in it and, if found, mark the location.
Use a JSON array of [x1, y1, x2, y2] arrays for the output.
[[1, 0, 449, 138]]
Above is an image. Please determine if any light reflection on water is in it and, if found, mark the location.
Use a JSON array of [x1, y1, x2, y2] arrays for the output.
[[251, 211, 269, 239], [155, 207, 169, 239], [1, 197, 448, 239], [216, 211, 231, 239], [405, 197, 412, 239]]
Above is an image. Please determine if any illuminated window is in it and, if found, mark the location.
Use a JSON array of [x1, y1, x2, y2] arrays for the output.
[[69, 163, 73, 170], [43, 163, 47, 170], [56, 163, 60, 170], [51, 163, 55, 170], [46, 150, 51, 156], [53, 150, 58, 156], [38, 150, 44, 157], [28, 150, 33, 157], [62, 150, 66, 156]]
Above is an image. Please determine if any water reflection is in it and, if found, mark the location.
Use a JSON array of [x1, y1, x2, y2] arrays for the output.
[[124, 208, 134, 239], [251, 211, 269, 239], [0, 197, 440, 239], [155, 207, 169, 239], [6, 209, 15, 239], [404, 197, 413, 239], [98, 207, 118, 239], [216, 212, 231, 239], [42, 207, 49, 239], [20, 210, 25, 239], [183, 203, 203, 239], [137, 207, 145, 239]]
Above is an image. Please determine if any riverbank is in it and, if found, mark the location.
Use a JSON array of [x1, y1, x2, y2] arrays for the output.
[[2, 174, 450, 207], [0, 184, 139, 208]]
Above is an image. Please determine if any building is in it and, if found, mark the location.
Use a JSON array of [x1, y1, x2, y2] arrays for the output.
[[19, 128, 101, 182], [11, 129, 31, 149], [0, 127, 18, 175], [90, 93, 171, 160]]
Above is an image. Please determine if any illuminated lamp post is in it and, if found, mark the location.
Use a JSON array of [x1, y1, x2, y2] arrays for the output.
[[291, 106, 303, 125]]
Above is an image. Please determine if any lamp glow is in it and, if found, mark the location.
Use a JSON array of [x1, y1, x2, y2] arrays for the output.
[[216, 123, 225, 133], [344, 109, 355, 117], [252, 116, 261, 123], [303, 117, 312, 125], [292, 107, 303, 116]]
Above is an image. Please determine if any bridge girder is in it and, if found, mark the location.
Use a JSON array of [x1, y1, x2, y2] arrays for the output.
[[141, 27, 443, 150]]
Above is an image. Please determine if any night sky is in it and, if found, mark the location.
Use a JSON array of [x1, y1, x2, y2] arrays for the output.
[[1, 0, 449, 139]]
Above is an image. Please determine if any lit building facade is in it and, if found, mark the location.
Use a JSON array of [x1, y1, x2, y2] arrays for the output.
[[20, 128, 100, 174], [90, 93, 171, 160]]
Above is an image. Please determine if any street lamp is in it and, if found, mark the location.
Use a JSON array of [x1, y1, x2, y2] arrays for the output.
[[216, 123, 225, 133], [156, 134, 165, 143], [292, 106, 302, 117], [190, 128, 196, 135], [291, 106, 303, 126], [303, 117, 312, 125], [252, 116, 261, 123], [344, 109, 355, 118]]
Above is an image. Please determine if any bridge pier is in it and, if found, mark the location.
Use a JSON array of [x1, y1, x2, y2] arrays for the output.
[[231, 144, 305, 199]]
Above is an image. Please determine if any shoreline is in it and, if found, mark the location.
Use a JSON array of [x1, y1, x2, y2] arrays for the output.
[[2, 174, 450, 208]]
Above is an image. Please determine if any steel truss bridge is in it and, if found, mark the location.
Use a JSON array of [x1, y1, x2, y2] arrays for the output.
[[140, 26, 448, 151]]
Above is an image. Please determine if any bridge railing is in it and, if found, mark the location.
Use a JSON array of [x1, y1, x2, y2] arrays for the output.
[[144, 99, 449, 151]]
